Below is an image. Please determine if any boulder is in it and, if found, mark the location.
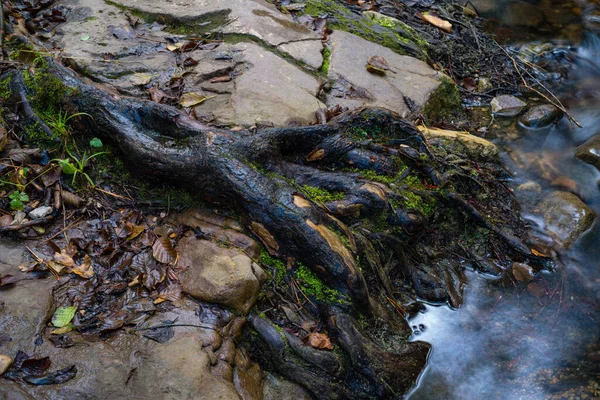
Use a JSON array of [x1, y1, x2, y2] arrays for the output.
[[178, 236, 263, 313], [490, 95, 527, 117], [519, 104, 563, 128], [262, 372, 314, 400], [575, 133, 600, 172], [537, 191, 596, 248]]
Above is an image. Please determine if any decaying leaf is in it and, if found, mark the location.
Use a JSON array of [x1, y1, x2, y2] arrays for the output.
[[125, 223, 145, 240], [531, 248, 548, 258], [130, 73, 153, 86], [512, 262, 534, 282], [527, 281, 546, 298], [69, 255, 94, 279], [152, 236, 177, 264], [166, 42, 184, 52], [180, 92, 216, 108], [53, 250, 75, 268], [421, 13, 452, 33], [367, 55, 391, 73], [210, 75, 232, 83], [52, 306, 77, 328], [20, 357, 51, 376], [308, 331, 333, 350]]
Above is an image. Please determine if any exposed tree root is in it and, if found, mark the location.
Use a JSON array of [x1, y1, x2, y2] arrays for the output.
[[1, 54, 549, 398]]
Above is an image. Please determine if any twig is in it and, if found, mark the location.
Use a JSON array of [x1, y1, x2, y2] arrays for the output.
[[44, 216, 83, 242], [494, 40, 582, 128], [130, 323, 216, 332], [0, 215, 54, 233]]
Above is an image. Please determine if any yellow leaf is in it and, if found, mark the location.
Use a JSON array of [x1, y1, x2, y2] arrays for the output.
[[180, 92, 215, 108], [51, 324, 74, 335], [126, 223, 145, 241], [69, 255, 94, 279]]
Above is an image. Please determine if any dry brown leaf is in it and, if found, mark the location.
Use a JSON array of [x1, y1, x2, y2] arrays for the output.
[[180, 92, 216, 108], [210, 75, 232, 83], [53, 250, 75, 268], [512, 262, 534, 282], [531, 248, 548, 258], [152, 236, 177, 264], [421, 14, 452, 32], [125, 223, 145, 241], [69, 255, 95, 279], [308, 332, 333, 350]]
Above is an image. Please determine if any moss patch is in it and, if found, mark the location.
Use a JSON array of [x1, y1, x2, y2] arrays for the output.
[[423, 76, 463, 124], [301, 185, 344, 203], [294, 263, 349, 304], [260, 249, 287, 284]]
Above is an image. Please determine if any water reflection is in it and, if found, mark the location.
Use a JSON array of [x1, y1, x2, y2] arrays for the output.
[[408, 2, 600, 399]]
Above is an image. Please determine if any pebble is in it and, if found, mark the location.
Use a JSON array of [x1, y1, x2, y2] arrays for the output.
[[28, 206, 53, 220]]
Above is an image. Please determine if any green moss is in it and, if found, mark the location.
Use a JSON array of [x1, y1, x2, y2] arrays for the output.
[[424, 76, 462, 124], [395, 190, 436, 218], [294, 263, 349, 304], [301, 185, 344, 203], [0, 76, 12, 101], [364, 11, 429, 52], [260, 249, 287, 284], [320, 46, 331, 75], [304, 0, 427, 59]]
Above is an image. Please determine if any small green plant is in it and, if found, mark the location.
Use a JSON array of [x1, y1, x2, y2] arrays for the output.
[[8, 191, 29, 211], [55, 144, 106, 187], [43, 110, 92, 139]]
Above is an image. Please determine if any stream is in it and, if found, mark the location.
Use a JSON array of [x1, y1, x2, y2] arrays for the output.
[[409, 1, 600, 399]]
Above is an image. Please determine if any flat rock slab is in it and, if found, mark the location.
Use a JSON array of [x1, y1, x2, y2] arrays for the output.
[[53, 0, 445, 127], [327, 31, 443, 115]]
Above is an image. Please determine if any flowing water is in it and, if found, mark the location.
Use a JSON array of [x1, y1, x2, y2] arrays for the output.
[[408, 2, 600, 399]]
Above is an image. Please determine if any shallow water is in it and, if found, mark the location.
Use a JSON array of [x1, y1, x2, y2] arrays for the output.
[[408, 2, 600, 399]]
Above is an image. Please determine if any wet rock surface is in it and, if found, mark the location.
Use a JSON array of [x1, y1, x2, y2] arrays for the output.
[[519, 104, 563, 128], [490, 94, 528, 117], [575, 133, 600, 171], [536, 191, 596, 248]]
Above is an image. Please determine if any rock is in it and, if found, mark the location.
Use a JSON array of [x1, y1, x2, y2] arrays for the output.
[[262, 372, 314, 400], [178, 236, 261, 313], [537, 191, 596, 248], [218, 42, 324, 126], [0, 214, 13, 227], [132, 335, 241, 400], [0, 241, 55, 355], [519, 104, 563, 128], [327, 30, 444, 116], [490, 95, 527, 117], [279, 40, 324, 70], [28, 206, 53, 219], [417, 125, 498, 160], [575, 133, 600, 171], [0, 354, 12, 375]]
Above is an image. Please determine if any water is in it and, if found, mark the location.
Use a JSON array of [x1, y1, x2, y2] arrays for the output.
[[408, 2, 600, 399]]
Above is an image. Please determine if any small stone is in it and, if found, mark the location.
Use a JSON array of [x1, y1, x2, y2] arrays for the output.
[[0, 214, 13, 228], [477, 77, 493, 92], [490, 95, 527, 117], [519, 104, 563, 128], [11, 212, 26, 225], [28, 206, 53, 220], [575, 133, 600, 172], [0, 354, 12, 375], [516, 181, 542, 193]]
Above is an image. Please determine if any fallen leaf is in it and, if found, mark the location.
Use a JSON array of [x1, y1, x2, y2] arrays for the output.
[[80, 35, 90, 41], [166, 42, 184, 52], [421, 13, 452, 32], [130, 73, 153, 86], [20, 357, 51, 376], [367, 55, 391, 71], [308, 331, 333, 350], [306, 148, 325, 161], [210, 75, 232, 83], [52, 306, 77, 328], [152, 236, 177, 264], [531, 248, 548, 258], [69, 255, 94, 279], [527, 281, 546, 298], [51, 324, 74, 335], [23, 365, 77, 385], [180, 92, 216, 108], [512, 262, 534, 282], [53, 250, 75, 268], [0, 354, 12, 375], [125, 223, 145, 240]]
